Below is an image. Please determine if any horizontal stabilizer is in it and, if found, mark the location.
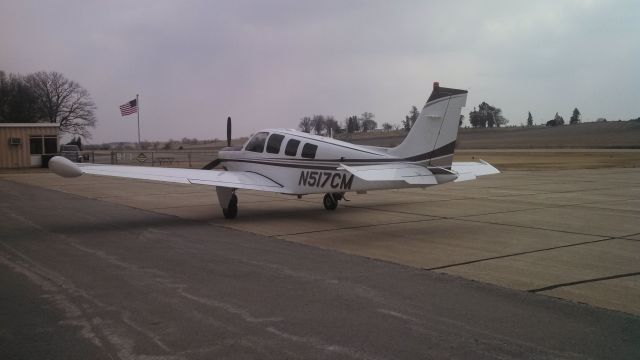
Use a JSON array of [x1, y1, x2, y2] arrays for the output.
[[339, 163, 438, 185], [451, 160, 500, 182]]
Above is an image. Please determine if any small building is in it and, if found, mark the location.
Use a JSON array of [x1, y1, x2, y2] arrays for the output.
[[0, 123, 60, 168]]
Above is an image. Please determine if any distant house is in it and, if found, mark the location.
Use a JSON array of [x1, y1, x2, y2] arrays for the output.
[[0, 123, 60, 168]]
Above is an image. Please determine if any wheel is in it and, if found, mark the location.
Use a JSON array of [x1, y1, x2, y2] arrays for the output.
[[323, 193, 338, 210], [222, 194, 238, 219]]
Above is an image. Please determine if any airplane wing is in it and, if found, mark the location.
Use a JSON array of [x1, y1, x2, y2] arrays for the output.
[[451, 160, 500, 182], [49, 156, 285, 193], [339, 163, 439, 185]]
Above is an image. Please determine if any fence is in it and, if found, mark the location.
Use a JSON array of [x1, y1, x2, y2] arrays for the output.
[[80, 150, 219, 169]]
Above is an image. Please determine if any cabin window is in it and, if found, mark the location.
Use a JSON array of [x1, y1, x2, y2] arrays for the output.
[[245, 132, 269, 153], [266, 133, 285, 154], [301, 143, 318, 159], [285, 139, 300, 156]]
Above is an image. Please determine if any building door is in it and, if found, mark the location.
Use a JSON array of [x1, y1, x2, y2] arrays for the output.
[[30, 136, 43, 167]]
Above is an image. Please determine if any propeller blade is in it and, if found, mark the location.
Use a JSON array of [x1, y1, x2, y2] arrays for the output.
[[227, 116, 232, 147], [203, 116, 231, 170], [202, 158, 221, 170]]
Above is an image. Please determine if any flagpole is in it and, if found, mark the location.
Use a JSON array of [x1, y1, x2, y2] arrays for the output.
[[137, 94, 140, 147]]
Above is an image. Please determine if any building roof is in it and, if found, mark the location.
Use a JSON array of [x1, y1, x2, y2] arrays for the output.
[[0, 123, 59, 128]]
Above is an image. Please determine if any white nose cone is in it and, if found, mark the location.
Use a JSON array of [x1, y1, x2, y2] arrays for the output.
[[49, 156, 83, 178]]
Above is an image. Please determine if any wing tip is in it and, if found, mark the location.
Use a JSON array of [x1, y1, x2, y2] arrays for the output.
[[49, 156, 83, 178]]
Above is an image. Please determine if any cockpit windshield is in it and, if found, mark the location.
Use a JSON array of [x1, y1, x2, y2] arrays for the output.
[[244, 132, 269, 152]]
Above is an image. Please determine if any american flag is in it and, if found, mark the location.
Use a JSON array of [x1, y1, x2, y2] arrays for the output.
[[119, 98, 138, 116]]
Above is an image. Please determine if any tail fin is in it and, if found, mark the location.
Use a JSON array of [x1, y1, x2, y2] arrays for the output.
[[389, 82, 467, 169]]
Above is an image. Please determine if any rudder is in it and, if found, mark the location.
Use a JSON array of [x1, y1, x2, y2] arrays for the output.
[[389, 82, 467, 169]]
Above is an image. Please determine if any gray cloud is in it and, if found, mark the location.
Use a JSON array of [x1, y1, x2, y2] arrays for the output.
[[1, 0, 638, 143]]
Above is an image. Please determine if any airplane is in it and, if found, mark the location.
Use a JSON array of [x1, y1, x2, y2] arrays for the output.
[[49, 82, 499, 219]]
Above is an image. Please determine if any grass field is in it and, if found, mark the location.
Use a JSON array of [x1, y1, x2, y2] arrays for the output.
[[340, 121, 640, 149], [456, 121, 640, 149], [454, 149, 640, 171], [340, 121, 640, 171]]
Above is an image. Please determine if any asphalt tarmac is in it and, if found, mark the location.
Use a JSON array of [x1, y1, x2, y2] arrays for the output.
[[1, 179, 639, 359], [6, 167, 637, 315]]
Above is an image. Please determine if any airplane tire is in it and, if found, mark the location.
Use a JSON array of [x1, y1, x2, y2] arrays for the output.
[[323, 193, 338, 210], [223, 194, 238, 219]]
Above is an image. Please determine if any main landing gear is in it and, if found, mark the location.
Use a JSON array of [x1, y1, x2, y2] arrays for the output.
[[217, 189, 346, 219], [222, 194, 238, 219], [217, 187, 238, 219], [323, 193, 344, 210]]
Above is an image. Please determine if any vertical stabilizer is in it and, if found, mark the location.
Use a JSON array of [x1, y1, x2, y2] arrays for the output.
[[389, 83, 467, 168]]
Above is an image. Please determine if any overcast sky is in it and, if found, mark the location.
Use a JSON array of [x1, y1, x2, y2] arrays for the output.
[[1, 0, 638, 143]]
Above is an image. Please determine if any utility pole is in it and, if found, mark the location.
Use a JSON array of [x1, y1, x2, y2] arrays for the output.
[[137, 94, 141, 146]]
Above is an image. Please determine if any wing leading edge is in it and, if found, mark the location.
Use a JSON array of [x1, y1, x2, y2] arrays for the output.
[[48, 156, 284, 193]]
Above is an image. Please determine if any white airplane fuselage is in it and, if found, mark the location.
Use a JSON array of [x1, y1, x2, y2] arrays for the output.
[[218, 128, 457, 195]]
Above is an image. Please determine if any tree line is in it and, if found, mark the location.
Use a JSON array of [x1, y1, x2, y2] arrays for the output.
[[296, 98, 625, 132], [297, 106, 429, 135], [297, 99, 629, 133], [298, 102, 512, 134], [518, 108, 584, 127], [0, 70, 97, 137], [298, 112, 379, 135], [461, 104, 587, 128]]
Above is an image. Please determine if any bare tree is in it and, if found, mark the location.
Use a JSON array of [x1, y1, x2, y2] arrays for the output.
[[382, 122, 393, 131], [345, 115, 360, 133], [402, 106, 419, 130], [26, 71, 97, 138], [360, 112, 377, 132], [0, 71, 40, 123], [311, 115, 326, 135], [324, 116, 341, 135], [298, 116, 312, 133]]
